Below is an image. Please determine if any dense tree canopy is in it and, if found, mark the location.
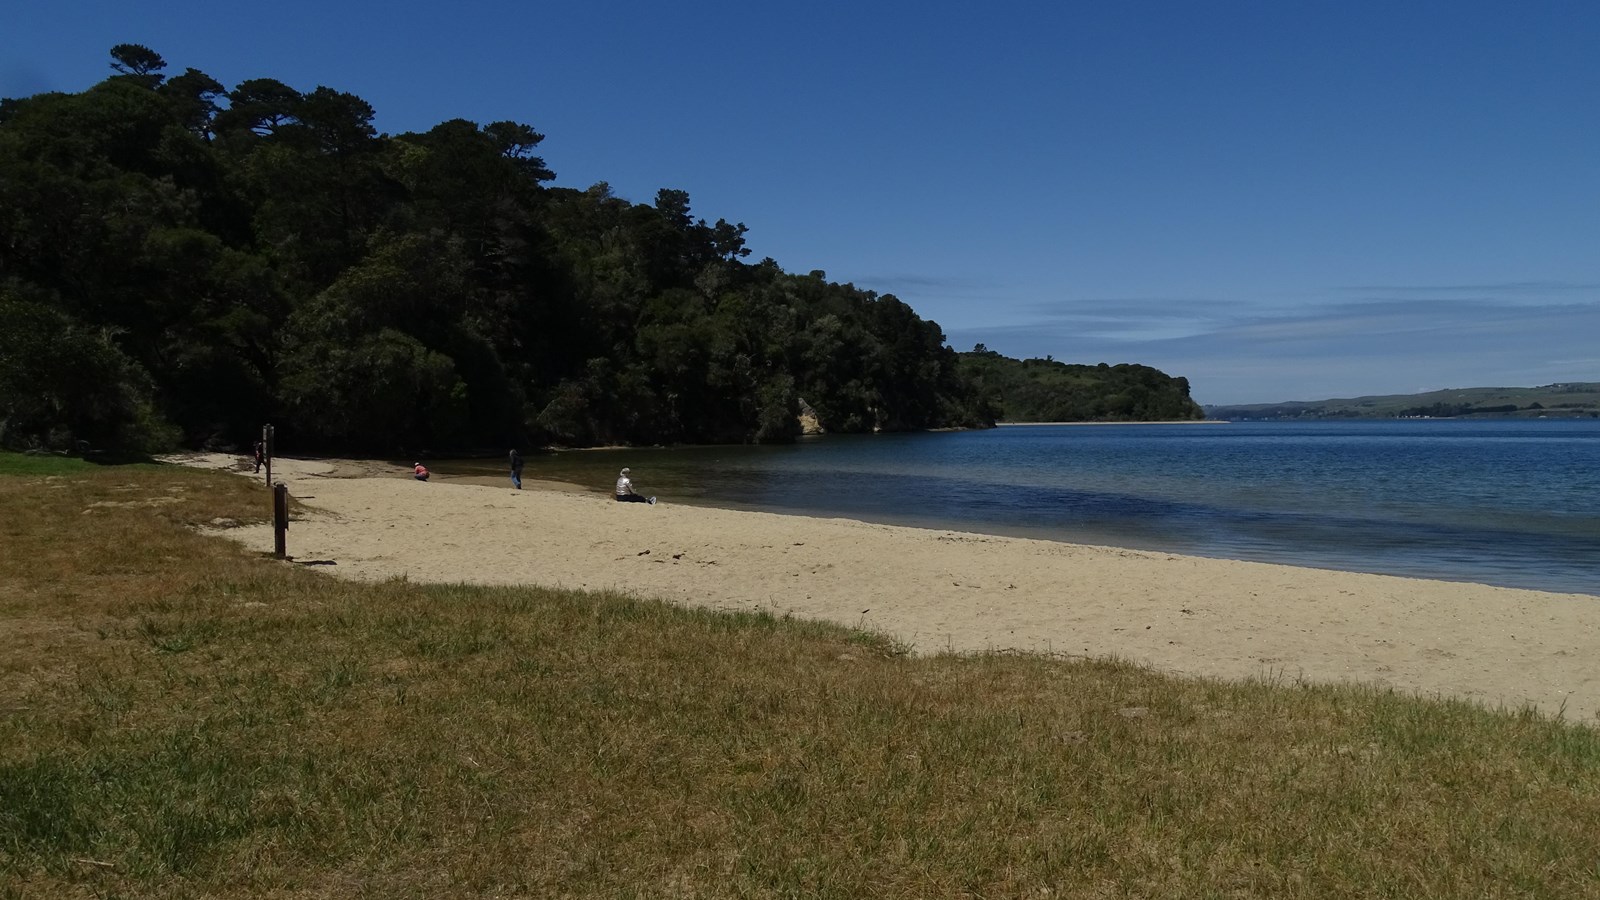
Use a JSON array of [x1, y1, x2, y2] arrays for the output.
[[1, 47, 1195, 454], [958, 348, 1203, 422]]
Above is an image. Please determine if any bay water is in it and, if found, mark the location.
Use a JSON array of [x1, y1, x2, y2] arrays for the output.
[[442, 420, 1600, 596]]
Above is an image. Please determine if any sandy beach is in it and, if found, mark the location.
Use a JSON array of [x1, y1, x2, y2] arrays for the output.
[[178, 454, 1600, 724]]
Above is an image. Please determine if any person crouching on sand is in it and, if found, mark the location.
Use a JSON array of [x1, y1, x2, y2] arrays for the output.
[[614, 467, 655, 504], [413, 462, 430, 482]]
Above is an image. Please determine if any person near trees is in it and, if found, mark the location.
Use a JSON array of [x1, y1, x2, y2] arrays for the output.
[[509, 448, 523, 490], [413, 462, 429, 482], [253, 439, 265, 474], [614, 467, 655, 504]]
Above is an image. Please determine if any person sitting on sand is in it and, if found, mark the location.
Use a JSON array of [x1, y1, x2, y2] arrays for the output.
[[614, 467, 655, 504], [413, 462, 430, 482]]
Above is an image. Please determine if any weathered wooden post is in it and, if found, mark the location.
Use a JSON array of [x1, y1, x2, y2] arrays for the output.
[[262, 423, 275, 486], [272, 481, 288, 559]]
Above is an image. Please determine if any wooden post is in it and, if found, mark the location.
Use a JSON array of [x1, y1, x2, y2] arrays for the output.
[[272, 481, 288, 559], [262, 423, 275, 486]]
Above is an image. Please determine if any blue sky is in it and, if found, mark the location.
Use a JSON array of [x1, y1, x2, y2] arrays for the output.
[[6, 1, 1598, 404]]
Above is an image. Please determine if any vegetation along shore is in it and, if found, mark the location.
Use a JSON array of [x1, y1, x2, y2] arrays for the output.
[[0, 45, 1199, 461]]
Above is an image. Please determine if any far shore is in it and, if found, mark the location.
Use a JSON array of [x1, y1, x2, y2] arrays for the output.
[[175, 452, 1600, 724], [996, 419, 1229, 426]]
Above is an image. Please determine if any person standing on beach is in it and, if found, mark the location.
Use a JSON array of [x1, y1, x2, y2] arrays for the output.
[[253, 439, 265, 474], [509, 448, 523, 490], [614, 467, 655, 504]]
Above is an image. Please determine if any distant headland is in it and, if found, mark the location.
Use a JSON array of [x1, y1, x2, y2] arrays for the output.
[[1204, 383, 1600, 420]]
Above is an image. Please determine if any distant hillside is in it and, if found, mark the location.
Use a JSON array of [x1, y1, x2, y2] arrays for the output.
[[958, 349, 1205, 422], [1205, 383, 1600, 420]]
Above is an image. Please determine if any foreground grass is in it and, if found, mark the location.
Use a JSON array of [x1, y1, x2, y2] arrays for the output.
[[2, 464, 1598, 899]]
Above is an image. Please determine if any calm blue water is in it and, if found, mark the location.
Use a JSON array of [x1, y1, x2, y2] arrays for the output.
[[451, 420, 1600, 596]]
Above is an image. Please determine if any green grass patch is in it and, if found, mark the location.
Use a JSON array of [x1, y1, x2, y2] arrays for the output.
[[0, 451, 104, 477], [2, 464, 1598, 898]]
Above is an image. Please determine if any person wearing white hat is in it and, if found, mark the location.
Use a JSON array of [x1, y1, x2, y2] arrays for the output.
[[614, 467, 655, 504]]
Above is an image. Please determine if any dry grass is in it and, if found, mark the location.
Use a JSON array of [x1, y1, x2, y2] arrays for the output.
[[2, 454, 1599, 898]]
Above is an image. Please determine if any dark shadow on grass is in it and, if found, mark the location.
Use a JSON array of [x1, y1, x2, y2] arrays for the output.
[[84, 451, 161, 466], [1, 448, 159, 476]]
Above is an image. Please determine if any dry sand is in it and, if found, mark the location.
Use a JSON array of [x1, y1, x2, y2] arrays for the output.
[[177, 453, 1600, 724]]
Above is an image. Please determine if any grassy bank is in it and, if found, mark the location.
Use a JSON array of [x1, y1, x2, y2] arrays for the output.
[[2, 455, 1599, 898]]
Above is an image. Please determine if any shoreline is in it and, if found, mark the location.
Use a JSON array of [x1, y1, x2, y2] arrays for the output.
[[429, 463, 1578, 598], [173, 453, 1600, 724], [995, 419, 1228, 426]]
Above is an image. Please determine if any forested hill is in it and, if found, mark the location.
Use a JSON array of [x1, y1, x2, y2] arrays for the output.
[[1, 46, 1194, 455], [957, 349, 1204, 422]]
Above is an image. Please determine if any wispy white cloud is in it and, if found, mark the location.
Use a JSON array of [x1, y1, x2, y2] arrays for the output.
[[842, 273, 1006, 297], [950, 290, 1600, 405], [1336, 281, 1600, 294]]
